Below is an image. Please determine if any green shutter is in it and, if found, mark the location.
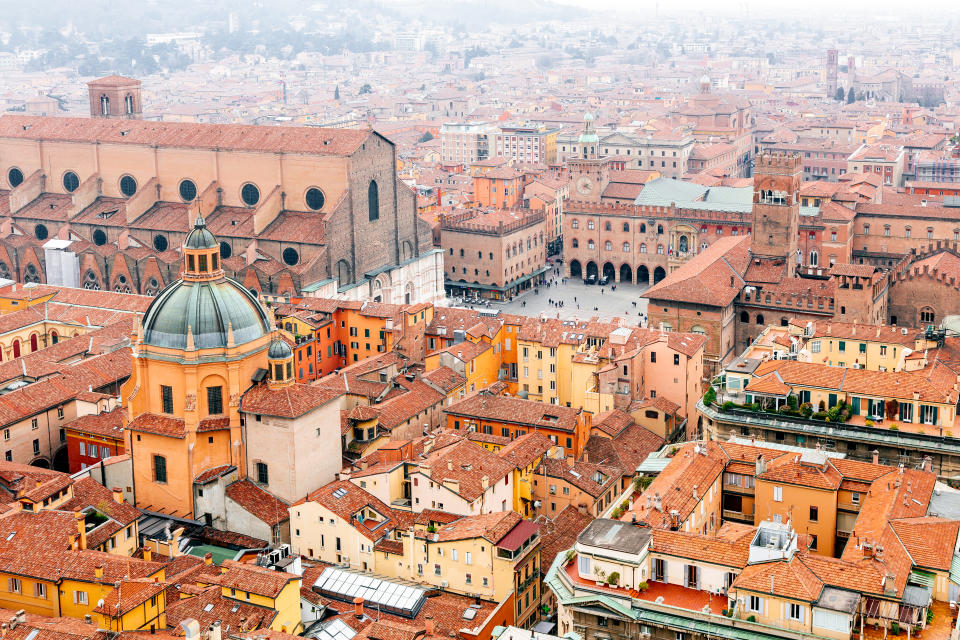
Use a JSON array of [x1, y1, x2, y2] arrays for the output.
[[828, 393, 837, 408], [852, 397, 860, 415]]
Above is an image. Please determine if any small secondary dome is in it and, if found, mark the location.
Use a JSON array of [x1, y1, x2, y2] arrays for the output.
[[268, 339, 293, 359], [184, 215, 218, 250]]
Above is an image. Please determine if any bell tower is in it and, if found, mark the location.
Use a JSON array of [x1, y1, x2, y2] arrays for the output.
[[87, 75, 142, 119], [751, 152, 801, 261]]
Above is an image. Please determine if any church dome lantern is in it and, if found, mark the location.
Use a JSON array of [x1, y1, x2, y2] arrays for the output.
[[141, 215, 270, 351]]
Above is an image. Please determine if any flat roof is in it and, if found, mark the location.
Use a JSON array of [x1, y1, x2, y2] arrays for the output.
[[577, 518, 650, 554]]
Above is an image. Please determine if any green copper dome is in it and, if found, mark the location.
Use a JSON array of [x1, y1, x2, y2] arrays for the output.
[[142, 277, 270, 350], [268, 339, 293, 359], [184, 215, 218, 249]]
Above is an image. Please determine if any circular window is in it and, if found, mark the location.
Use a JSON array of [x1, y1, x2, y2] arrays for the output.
[[153, 235, 168, 252], [249, 288, 258, 298], [282, 247, 300, 266], [92, 229, 107, 246], [34, 224, 48, 240], [119, 175, 137, 197], [63, 171, 80, 193], [118, 274, 127, 284], [149, 278, 158, 288], [305, 187, 325, 211], [241, 183, 260, 207], [8, 168, 23, 188], [179, 179, 197, 202], [220, 242, 232, 259]]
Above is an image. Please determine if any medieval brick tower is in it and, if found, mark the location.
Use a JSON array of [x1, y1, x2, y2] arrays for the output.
[[87, 75, 142, 119], [751, 152, 801, 262]]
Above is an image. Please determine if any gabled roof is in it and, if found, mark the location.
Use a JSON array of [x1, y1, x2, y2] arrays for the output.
[[642, 235, 750, 307]]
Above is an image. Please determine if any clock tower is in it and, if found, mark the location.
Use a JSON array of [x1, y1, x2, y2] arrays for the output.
[[568, 114, 611, 203]]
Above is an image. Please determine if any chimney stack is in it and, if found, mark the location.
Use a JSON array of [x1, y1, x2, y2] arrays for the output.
[[871, 450, 879, 465], [180, 620, 200, 640], [425, 616, 435, 637], [353, 597, 364, 618], [692, 485, 698, 501], [653, 492, 662, 512], [204, 553, 213, 565], [112, 487, 123, 504], [208, 622, 222, 640], [922, 456, 932, 473]]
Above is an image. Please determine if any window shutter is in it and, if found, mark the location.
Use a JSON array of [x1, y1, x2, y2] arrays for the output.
[[72, 590, 78, 604]]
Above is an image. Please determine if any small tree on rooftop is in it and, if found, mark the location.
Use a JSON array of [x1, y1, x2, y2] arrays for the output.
[[835, 86, 845, 101]]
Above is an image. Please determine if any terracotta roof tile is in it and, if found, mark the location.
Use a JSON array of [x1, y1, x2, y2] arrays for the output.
[[225, 480, 290, 527]]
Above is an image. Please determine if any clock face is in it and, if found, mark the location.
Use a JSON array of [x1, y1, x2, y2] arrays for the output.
[[576, 176, 594, 195]]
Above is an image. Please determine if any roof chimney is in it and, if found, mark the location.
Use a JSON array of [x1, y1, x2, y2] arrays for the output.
[[204, 552, 213, 565], [208, 622, 222, 640], [353, 597, 364, 618], [872, 450, 879, 465], [922, 456, 932, 473], [180, 620, 200, 640], [112, 487, 123, 504], [692, 485, 698, 501], [425, 616, 435, 637], [654, 492, 662, 512]]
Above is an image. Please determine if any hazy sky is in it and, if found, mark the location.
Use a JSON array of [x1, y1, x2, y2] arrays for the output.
[[552, 0, 960, 15]]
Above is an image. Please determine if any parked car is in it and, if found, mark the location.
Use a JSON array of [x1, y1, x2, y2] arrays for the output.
[[585, 274, 597, 285]]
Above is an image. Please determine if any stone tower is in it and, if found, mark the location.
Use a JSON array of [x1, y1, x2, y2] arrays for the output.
[[87, 75, 142, 119], [751, 152, 801, 262]]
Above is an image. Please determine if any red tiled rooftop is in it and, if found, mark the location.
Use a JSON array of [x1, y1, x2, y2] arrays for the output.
[[562, 561, 727, 613]]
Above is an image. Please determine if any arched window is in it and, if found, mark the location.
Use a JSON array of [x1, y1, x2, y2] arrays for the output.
[[657, 225, 664, 234], [50, 331, 58, 345], [604, 241, 612, 251], [640, 243, 647, 253], [12, 339, 20, 359], [740, 311, 749, 323], [587, 240, 595, 250], [571, 219, 579, 229], [124, 94, 134, 114], [604, 221, 611, 231], [781, 318, 789, 327], [622, 222, 630, 232], [639, 223, 646, 233], [810, 250, 818, 266], [29, 334, 38, 352], [905, 226, 911, 238], [100, 95, 109, 116], [755, 314, 764, 325], [587, 220, 595, 230], [572, 239, 579, 248], [701, 241, 708, 251], [691, 325, 706, 335], [622, 242, 630, 252], [920, 307, 935, 324], [368, 180, 379, 221], [657, 244, 664, 255], [678, 236, 688, 253]]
